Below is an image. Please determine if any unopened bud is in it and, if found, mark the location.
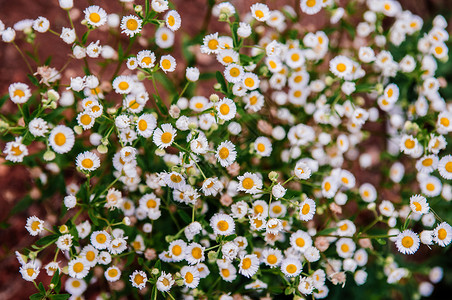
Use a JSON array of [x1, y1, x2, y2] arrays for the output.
[[43, 150, 56, 161], [268, 171, 278, 181], [73, 125, 83, 135], [97, 144, 108, 154], [209, 94, 219, 102], [134, 5, 143, 13], [59, 225, 69, 234]]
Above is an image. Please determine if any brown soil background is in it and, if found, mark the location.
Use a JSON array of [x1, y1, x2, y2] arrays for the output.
[[1, 0, 452, 299]]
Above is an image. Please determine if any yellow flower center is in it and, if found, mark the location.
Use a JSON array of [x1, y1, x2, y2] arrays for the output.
[[14, 89, 25, 97], [161, 33, 168, 41], [134, 274, 144, 285], [296, 237, 305, 247], [185, 272, 194, 283], [255, 10, 264, 18], [272, 205, 282, 214], [118, 81, 129, 91], [257, 143, 265, 152], [172, 245, 182, 256], [217, 220, 229, 231], [31, 220, 41, 231], [161, 59, 171, 70], [219, 147, 229, 159], [402, 236, 414, 248], [242, 178, 254, 189], [438, 228, 447, 240], [192, 247, 202, 259], [267, 254, 277, 264], [170, 174, 182, 183], [336, 63, 346, 72], [89, 12, 101, 23], [26, 268, 35, 277], [208, 39, 219, 50], [141, 57, 153, 66], [73, 262, 84, 273], [54, 132, 66, 146], [108, 268, 118, 278], [341, 243, 350, 252], [242, 257, 252, 269], [291, 53, 300, 61], [244, 77, 255, 87], [80, 114, 92, 126], [422, 158, 433, 167], [126, 18, 138, 31], [324, 182, 331, 191], [445, 162, 452, 173], [161, 132, 173, 144], [221, 268, 230, 277], [405, 139, 415, 149], [81, 158, 94, 169], [440, 117, 450, 127], [96, 233, 106, 244], [269, 60, 277, 69], [286, 264, 297, 274], [426, 183, 435, 191], [229, 67, 240, 77], [11, 145, 23, 156], [162, 278, 170, 286], [86, 251, 95, 262], [306, 0, 316, 7], [223, 56, 233, 63], [220, 103, 230, 115], [249, 96, 258, 105], [138, 119, 148, 131], [413, 201, 422, 212], [167, 15, 175, 27], [147, 199, 157, 208]]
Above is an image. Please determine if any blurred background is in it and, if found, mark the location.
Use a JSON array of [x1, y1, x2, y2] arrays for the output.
[[1, 0, 452, 299]]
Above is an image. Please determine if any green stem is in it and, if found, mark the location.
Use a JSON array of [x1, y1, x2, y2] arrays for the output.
[[13, 42, 34, 74]]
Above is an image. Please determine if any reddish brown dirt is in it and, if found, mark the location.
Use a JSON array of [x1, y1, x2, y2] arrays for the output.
[[1, 1, 451, 299]]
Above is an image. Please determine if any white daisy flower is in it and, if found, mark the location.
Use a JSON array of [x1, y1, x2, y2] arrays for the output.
[[329, 55, 353, 79], [290, 230, 312, 253], [210, 213, 235, 236], [298, 276, 315, 295], [217, 49, 239, 66], [215, 140, 237, 167], [410, 195, 429, 215], [65, 278, 87, 296], [242, 72, 260, 90], [4, 137, 28, 163], [238, 254, 259, 278], [164, 171, 185, 190], [130, 270, 147, 290], [20, 261, 40, 281], [438, 155, 452, 180], [56, 233, 73, 251], [76, 151, 100, 172], [243, 91, 265, 112], [420, 176, 442, 197], [9, 82, 31, 104], [181, 265, 200, 289], [300, 0, 322, 15], [120, 15, 142, 37], [28, 118, 48, 137], [224, 63, 244, 83], [250, 3, 270, 22], [68, 258, 90, 279], [160, 54, 177, 73], [156, 271, 175, 292], [336, 238, 356, 258], [280, 258, 302, 277], [153, 123, 177, 149], [201, 32, 220, 54], [237, 172, 263, 194], [91, 230, 111, 250], [254, 136, 272, 157], [105, 266, 121, 282], [80, 245, 98, 267], [395, 230, 420, 255], [336, 220, 356, 236], [299, 198, 316, 221], [112, 75, 133, 94], [33, 16, 50, 33], [304, 246, 320, 262], [433, 222, 452, 247], [185, 243, 205, 265], [269, 201, 286, 218], [416, 155, 438, 174], [76, 111, 95, 130], [165, 10, 181, 31], [155, 26, 175, 49], [201, 177, 223, 196], [262, 248, 283, 268], [168, 239, 187, 262], [84, 5, 107, 27], [216, 97, 236, 121], [359, 183, 377, 202], [48, 125, 75, 154], [294, 161, 312, 179]]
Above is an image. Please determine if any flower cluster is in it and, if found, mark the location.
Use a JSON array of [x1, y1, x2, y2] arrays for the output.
[[2, 0, 451, 299]]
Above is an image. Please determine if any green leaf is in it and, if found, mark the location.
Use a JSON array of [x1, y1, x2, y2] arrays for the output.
[[36, 234, 58, 246], [215, 71, 228, 94], [51, 269, 60, 286], [154, 260, 161, 271], [9, 195, 33, 216], [316, 227, 338, 236], [224, 234, 237, 241], [27, 74, 39, 87], [154, 72, 176, 93], [38, 282, 45, 293], [29, 293, 43, 300], [231, 22, 239, 48], [177, 210, 191, 224], [49, 294, 70, 300], [153, 94, 168, 116]]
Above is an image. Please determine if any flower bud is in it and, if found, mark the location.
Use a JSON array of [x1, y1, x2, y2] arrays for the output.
[[209, 94, 219, 102], [97, 144, 108, 154], [134, 5, 143, 13], [44, 150, 56, 161], [73, 125, 83, 135], [268, 171, 278, 181], [59, 225, 69, 233]]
